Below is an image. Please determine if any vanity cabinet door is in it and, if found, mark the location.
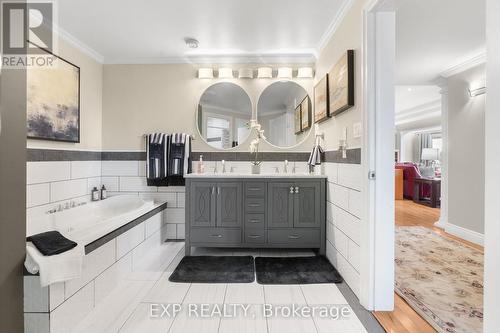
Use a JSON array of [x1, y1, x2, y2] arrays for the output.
[[190, 182, 216, 227], [268, 182, 294, 228], [216, 182, 242, 227], [293, 181, 321, 228]]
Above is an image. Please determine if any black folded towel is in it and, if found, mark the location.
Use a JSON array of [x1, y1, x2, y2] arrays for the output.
[[27, 231, 77, 256]]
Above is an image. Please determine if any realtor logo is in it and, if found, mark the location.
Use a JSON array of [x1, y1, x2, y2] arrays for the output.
[[1, 1, 56, 68]]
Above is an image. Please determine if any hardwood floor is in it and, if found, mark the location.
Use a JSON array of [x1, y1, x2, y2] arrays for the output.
[[372, 199, 484, 333]]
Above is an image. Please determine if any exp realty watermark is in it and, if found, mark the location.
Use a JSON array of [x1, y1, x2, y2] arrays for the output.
[[150, 303, 353, 320], [1, 1, 57, 69]]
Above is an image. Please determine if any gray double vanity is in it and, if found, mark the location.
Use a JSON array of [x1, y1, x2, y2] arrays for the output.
[[185, 174, 327, 255]]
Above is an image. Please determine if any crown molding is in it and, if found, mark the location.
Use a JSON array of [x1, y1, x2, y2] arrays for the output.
[[316, 0, 356, 52], [104, 52, 317, 65], [440, 51, 487, 78], [53, 24, 104, 63], [395, 99, 441, 126]]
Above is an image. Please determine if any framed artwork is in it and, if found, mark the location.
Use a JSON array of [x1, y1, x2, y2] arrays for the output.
[[294, 104, 302, 134], [300, 96, 311, 131], [27, 44, 80, 142], [314, 74, 329, 123], [328, 49, 354, 116]]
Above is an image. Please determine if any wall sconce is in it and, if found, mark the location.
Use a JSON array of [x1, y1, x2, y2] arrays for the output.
[[297, 67, 314, 78], [198, 68, 214, 79], [277, 67, 293, 80], [257, 67, 273, 78], [468, 79, 486, 97], [218, 67, 234, 79], [238, 68, 254, 79]]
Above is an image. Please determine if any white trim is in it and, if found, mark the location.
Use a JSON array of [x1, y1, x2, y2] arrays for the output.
[[440, 52, 487, 78], [104, 52, 317, 65], [53, 24, 104, 63], [361, 0, 396, 311], [317, 0, 356, 52], [440, 222, 484, 246]]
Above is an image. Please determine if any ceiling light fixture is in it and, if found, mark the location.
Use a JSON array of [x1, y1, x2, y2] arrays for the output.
[[277, 67, 293, 79], [297, 67, 314, 78], [238, 68, 254, 79], [218, 67, 234, 79], [198, 68, 214, 79], [184, 37, 199, 49], [257, 67, 273, 79]]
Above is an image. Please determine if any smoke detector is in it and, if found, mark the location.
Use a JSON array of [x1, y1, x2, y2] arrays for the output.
[[184, 38, 199, 49]]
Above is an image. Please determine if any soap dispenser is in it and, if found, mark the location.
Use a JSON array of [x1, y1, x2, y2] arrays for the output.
[[100, 185, 107, 200], [197, 154, 205, 174], [91, 187, 100, 201]]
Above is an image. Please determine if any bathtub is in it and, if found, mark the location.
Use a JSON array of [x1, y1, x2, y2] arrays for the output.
[[27, 196, 156, 246]]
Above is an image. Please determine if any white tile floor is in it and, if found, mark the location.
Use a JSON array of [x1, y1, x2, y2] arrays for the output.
[[73, 243, 368, 333]]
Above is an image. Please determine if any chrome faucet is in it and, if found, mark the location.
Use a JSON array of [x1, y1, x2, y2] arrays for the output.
[[284, 160, 289, 173], [221, 160, 226, 173]]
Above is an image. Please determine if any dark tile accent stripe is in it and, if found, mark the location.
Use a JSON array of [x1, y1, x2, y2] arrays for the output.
[[28, 149, 312, 162], [85, 202, 168, 254], [101, 151, 146, 161], [337, 282, 386, 333], [322, 148, 361, 164], [27, 149, 102, 161]]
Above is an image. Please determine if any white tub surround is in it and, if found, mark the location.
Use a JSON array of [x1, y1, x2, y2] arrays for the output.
[[24, 196, 171, 333]]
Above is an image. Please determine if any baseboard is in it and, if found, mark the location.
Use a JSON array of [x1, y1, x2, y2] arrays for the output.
[[442, 222, 484, 246]]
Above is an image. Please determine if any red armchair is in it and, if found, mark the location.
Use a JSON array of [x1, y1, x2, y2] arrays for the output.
[[395, 163, 431, 199]]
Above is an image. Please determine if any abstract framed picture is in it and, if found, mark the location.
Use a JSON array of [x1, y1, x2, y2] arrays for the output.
[[328, 49, 354, 116], [300, 96, 311, 131], [294, 104, 302, 135], [314, 74, 329, 123], [27, 45, 80, 143]]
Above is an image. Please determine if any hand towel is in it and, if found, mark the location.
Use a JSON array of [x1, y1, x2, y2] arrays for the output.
[[27, 230, 77, 256], [146, 133, 169, 186]]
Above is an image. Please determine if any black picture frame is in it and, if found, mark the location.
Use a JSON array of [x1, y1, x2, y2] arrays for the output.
[[328, 49, 355, 116], [27, 42, 81, 143]]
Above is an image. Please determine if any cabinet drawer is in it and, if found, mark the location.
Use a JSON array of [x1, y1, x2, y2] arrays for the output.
[[190, 228, 241, 244], [244, 229, 266, 244], [245, 198, 265, 212], [245, 182, 266, 197], [244, 214, 265, 228], [267, 229, 320, 246]]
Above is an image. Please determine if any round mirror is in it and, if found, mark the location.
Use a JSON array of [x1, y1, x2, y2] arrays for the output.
[[197, 82, 252, 150], [257, 81, 311, 148]]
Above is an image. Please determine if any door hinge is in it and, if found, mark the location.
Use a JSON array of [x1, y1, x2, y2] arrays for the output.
[[368, 170, 376, 180]]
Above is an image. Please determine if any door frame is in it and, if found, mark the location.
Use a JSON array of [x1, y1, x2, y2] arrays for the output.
[[360, 0, 396, 310]]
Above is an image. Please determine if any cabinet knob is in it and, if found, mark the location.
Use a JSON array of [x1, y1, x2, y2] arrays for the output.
[[290, 186, 294, 193], [295, 186, 300, 194]]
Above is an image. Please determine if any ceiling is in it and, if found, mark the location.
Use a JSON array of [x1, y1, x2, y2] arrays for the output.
[[57, 0, 347, 64], [396, 0, 486, 84], [395, 85, 440, 113], [395, 85, 441, 131]]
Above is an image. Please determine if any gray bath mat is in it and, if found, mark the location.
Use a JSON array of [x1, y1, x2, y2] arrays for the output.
[[169, 256, 255, 283], [255, 256, 343, 284]]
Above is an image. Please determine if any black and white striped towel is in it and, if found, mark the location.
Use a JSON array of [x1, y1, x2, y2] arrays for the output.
[[146, 133, 168, 185], [168, 133, 191, 177]]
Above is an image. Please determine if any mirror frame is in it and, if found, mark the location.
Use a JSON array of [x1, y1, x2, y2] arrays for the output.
[[196, 82, 254, 151], [256, 80, 314, 149]]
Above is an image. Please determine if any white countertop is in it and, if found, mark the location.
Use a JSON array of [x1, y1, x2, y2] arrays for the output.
[[185, 173, 327, 179]]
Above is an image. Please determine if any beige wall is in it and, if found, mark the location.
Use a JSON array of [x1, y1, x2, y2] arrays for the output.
[[448, 64, 485, 234], [315, 0, 367, 151], [102, 64, 314, 152], [27, 38, 103, 150]]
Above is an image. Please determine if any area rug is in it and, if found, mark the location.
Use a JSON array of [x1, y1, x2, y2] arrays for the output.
[[395, 227, 483, 333], [255, 256, 343, 284], [169, 256, 255, 283]]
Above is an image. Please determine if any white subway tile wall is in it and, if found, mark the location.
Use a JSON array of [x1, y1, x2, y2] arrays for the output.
[[324, 162, 362, 297]]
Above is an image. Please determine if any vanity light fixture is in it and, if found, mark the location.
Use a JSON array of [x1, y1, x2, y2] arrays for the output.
[[297, 67, 314, 78], [218, 67, 234, 79], [238, 68, 254, 79], [277, 67, 293, 79], [257, 67, 273, 78], [198, 68, 214, 79]]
